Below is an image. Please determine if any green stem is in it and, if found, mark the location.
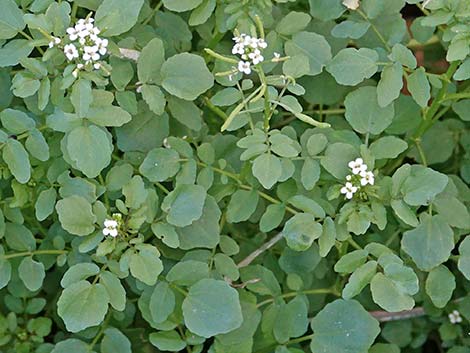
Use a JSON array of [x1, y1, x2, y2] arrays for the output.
[[256, 288, 338, 308], [88, 312, 111, 351], [287, 334, 315, 346], [203, 96, 228, 121], [2, 249, 68, 260], [142, 1, 163, 25], [357, 9, 391, 51]]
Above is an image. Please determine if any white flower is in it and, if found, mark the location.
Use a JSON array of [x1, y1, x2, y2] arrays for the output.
[[94, 63, 101, 69], [360, 171, 375, 186], [342, 0, 360, 10], [346, 175, 352, 181], [273, 52, 281, 59], [257, 38, 268, 49], [103, 218, 119, 238], [232, 34, 245, 43], [449, 310, 463, 324], [232, 43, 245, 55], [49, 36, 61, 48], [66, 26, 79, 40], [64, 44, 79, 61], [248, 49, 264, 65], [340, 182, 358, 200], [238, 60, 251, 75], [348, 158, 367, 175], [98, 39, 108, 55], [72, 69, 79, 78]]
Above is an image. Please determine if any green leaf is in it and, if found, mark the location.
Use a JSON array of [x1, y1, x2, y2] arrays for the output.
[[140, 148, 180, 182], [122, 175, 147, 209], [425, 265, 455, 308], [189, 0, 216, 26], [334, 250, 369, 274], [149, 281, 175, 324], [370, 136, 408, 159], [301, 158, 321, 190], [56, 195, 97, 236], [400, 165, 448, 206], [87, 106, 132, 127], [326, 48, 378, 86], [0, 258, 11, 289], [18, 257, 45, 292], [57, 280, 109, 333], [284, 32, 332, 76], [3, 139, 31, 183], [227, 190, 259, 223], [167, 96, 202, 131], [252, 153, 282, 189], [129, 247, 163, 286], [61, 263, 100, 288], [25, 129, 50, 161], [182, 279, 243, 338], [390, 43, 417, 69], [5, 223, 35, 251], [51, 339, 89, 353], [308, 0, 345, 20], [282, 213, 322, 251], [70, 79, 92, 118], [434, 196, 470, 229], [342, 261, 377, 299], [454, 58, 470, 80], [141, 85, 166, 116], [95, 0, 144, 36], [137, 38, 165, 84], [390, 199, 418, 227], [407, 67, 431, 107], [0, 40, 34, 68], [344, 86, 395, 134], [162, 184, 207, 227], [260, 204, 286, 232], [276, 11, 311, 35], [163, 0, 203, 12], [0, 108, 35, 134], [321, 143, 358, 180], [377, 62, 403, 107], [452, 99, 470, 121], [150, 331, 187, 352], [66, 125, 113, 178], [0, 0, 25, 39], [101, 328, 131, 353], [34, 188, 57, 221], [401, 214, 454, 271], [331, 20, 370, 39], [167, 260, 209, 286], [319, 217, 336, 257], [274, 296, 309, 343], [458, 236, 470, 280], [310, 299, 380, 353], [177, 196, 221, 249], [370, 273, 415, 312], [99, 271, 126, 311], [161, 53, 214, 100]]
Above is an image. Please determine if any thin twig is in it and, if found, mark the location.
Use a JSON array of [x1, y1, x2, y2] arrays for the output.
[[237, 233, 284, 268]]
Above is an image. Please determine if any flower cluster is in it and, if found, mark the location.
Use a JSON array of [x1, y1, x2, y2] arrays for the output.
[[50, 17, 108, 77], [340, 158, 375, 199], [232, 34, 268, 75], [102, 213, 122, 238], [449, 310, 463, 324]]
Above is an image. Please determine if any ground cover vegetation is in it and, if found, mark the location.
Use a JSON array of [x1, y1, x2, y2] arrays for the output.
[[0, 0, 469, 352]]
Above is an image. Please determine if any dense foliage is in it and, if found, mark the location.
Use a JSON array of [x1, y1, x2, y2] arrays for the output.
[[0, 0, 470, 352]]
